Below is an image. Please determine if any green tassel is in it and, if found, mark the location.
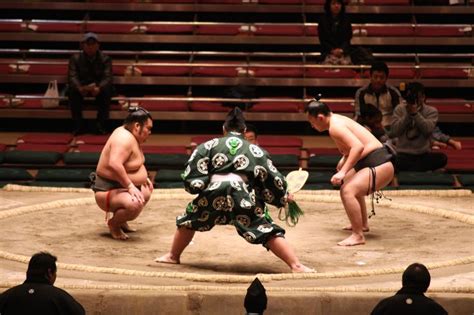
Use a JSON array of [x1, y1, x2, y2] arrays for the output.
[[279, 201, 304, 226]]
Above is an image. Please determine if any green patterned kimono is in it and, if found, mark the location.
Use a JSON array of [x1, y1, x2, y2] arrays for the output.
[[179, 132, 288, 247]]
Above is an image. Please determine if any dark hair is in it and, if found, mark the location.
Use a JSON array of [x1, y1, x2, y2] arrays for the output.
[[402, 263, 431, 293], [245, 123, 258, 138], [123, 106, 152, 127], [324, 0, 346, 16], [404, 81, 425, 105], [26, 252, 57, 281], [305, 99, 332, 117], [370, 61, 389, 77], [223, 107, 246, 133]]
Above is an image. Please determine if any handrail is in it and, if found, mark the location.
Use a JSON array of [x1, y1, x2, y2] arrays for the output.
[[1, 49, 473, 60], [1, 94, 472, 104], [2, 19, 472, 29], [0, 2, 473, 15], [1, 59, 472, 69]]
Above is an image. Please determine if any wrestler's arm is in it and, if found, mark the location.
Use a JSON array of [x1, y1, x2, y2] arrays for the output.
[[336, 155, 347, 171], [107, 138, 133, 187], [330, 126, 363, 184]]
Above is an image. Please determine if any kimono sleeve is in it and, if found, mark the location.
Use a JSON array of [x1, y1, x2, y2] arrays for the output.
[[182, 144, 210, 194], [254, 151, 288, 208]]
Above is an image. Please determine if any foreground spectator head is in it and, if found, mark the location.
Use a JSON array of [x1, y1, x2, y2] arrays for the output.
[[26, 251, 57, 285], [244, 278, 267, 314], [402, 263, 431, 293]]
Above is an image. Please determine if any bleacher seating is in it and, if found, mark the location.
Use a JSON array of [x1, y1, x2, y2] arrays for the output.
[[0, 1, 473, 188]]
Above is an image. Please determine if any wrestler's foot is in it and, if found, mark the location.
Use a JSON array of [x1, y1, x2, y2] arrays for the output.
[[291, 263, 316, 273], [121, 222, 137, 233], [154, 253, 180, 264], [337, 234, 365, 246], [108, 222, 129, 240], [342, 226, 370, 232]]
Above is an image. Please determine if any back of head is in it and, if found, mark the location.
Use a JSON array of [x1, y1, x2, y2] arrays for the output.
[[223, 107, 246, 133], [26, 252, 57, 282], [403, 81, 425, 105], [305, 98, 331, 117], [123, 106, 152, 127], [402, 263, 431, 293], [370, 61, 389, 77]]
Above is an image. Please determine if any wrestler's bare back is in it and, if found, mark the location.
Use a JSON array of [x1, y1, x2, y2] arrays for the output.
[[96, 126, 148, 186], [329, 114, 383, 158]]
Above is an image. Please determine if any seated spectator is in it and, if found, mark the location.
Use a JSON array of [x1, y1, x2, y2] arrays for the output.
[[68, 32, 113, 135], [223, 84, 256, 111], [318, 0, 375, 65], [244, 123, 259, 145], [354, 61, 402, 140], [390, 82, 448, 172], [371, 262, 448, 315], [0, 251, 85, 315]]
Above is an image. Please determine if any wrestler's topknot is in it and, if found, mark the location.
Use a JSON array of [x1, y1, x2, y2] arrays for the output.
[[223, 107, 246, 133], [305, 95, 331, 117], [124, 106, 152, 126]]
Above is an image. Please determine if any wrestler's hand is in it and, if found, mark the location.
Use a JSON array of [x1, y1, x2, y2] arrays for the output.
[[331, 171, 346, 186], [128, 184, 145, 204], [287, 193, 295, 203], [146, 177, 154, 191], [336, 156, 346, 172]]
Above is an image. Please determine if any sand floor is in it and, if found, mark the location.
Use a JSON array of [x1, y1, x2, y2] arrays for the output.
[[0, 187, 472, 294]]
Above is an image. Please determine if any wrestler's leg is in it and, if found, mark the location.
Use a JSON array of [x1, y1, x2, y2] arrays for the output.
[[338, 162, 394, 246], [341, 169, 369, 232], [155, 227, 195, 264], [122, 182, 153, 232], [343, 195, 370, 232], [95, 189, 144, 240], [266, 236, 315, 273]]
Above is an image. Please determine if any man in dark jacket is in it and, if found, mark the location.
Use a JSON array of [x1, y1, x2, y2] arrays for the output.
[[371, 263, 448, 315], [0, 252, 85, 315], [68, 32, 113, 135]]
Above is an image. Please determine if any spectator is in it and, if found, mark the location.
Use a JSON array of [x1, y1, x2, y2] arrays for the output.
[[0, 252, 85, 315], [223, 84, 256, 111], [244, 123, 259, 145], [68, 32, 113, 135], [390, 82, 448, 172], [354, 61, 402, 140], [371, 263, 448, 315], [244, 278, 267, 315], [318, 0, 375, 65]]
